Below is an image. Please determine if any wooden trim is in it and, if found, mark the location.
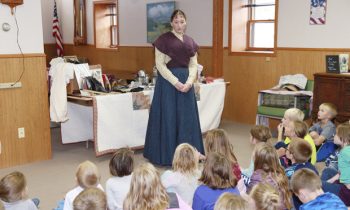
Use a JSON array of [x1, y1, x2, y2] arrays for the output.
[[212, 0, 224, 77], [229, 51, 276, 56], [228, 0, 278, 56], [273, 0, 279, 53], [277, 47, 350, 52], [0, 53, 46, 58], [228, 0, 232, 53], [44, 43, 213, 49]]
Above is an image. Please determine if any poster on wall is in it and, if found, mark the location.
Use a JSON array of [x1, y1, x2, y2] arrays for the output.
[[310, 0, 327, 25], [147, 1, 175, 43]]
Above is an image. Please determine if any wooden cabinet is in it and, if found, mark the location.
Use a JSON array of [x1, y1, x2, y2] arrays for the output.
[[312, 73, 350, 123]]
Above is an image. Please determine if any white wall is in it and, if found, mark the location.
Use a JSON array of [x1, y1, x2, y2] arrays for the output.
[[42, 0, 213, 46], [278, 0, 350, 48], [0, 0, 44, 54]]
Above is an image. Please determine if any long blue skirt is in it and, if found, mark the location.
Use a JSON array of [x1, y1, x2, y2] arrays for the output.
[[143, 67, 204, 166]]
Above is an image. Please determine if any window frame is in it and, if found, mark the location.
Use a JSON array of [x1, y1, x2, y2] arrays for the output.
[[93, 0, 119, 50], [228, 0, 279, 56]]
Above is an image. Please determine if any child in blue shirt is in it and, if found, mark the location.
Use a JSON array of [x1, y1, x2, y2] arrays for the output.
[[285, 138, 318, 210], [309, 103, 337, 162], [192, 152, 239, 210], [291, 168, 347, 210], [285, 138, 318, 179]]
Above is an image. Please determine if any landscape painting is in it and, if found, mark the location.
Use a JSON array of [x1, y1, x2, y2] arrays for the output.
[[147, 1, 175, 43]]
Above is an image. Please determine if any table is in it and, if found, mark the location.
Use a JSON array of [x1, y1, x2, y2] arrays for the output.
[[61, 82, 226, 156]]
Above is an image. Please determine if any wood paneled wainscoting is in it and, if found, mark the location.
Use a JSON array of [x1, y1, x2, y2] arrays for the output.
[[222, 48, 350, 124], [0, 54, 51, 168], [44, 44, 214, 77], [45, 44, 349, 125]]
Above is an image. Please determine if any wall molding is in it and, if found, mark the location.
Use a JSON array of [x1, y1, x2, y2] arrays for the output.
[[0, 53, 46, 58], [277, 47, 350, 52]]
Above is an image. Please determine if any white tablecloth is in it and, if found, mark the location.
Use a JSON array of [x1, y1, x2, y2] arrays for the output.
[[61, 82, 226, 156]]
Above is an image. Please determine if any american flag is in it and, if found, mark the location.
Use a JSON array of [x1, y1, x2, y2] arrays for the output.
[[52, 0, 64, 56], [310, 0, 327, 25]]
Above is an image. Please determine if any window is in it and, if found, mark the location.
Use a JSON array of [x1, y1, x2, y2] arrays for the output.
[[229, 0, 277, 54], [94, 0, 119, 49]]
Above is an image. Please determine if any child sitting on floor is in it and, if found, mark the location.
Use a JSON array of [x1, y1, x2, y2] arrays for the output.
[[214, 193, 248, 210], [324, 122, 350, 206], [285, 138, 318, 210], [241, 125, 272, 182], [309, 102, 337, 162], [249, 183, 281, 210], [63, 160, 104, 210], [204, 129, 241, 182], [279, 120, 317, 166], [106, 148, 134, 210], [73, 187, 106, 210], [0, 171, 38, 210], [247, 143, 292, 210], [192, 152, 240, 210], [123, 162, 191, 210], [291, 168, 347, 210], [285, 138, 318, 179], [161, 143, 201, 205]]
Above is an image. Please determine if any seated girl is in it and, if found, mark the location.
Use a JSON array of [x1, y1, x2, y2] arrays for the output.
[[123, 162, 191, 210], [161, 143, 201, 205], [247, 143, 292, 210], [192, 152, 239, 210]]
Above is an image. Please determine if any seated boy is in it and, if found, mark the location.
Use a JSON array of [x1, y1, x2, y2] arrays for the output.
[[285, 138, 318, 179], [309, 103, 337, 162], [290, 168, 347, 210], [285, 138, 319, 210]]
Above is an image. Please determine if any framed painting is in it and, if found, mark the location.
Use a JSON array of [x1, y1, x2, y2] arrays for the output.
[[147, 1, 175, 43]]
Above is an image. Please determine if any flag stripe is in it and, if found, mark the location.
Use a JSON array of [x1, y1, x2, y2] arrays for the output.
[[53, 0, 64, 57]]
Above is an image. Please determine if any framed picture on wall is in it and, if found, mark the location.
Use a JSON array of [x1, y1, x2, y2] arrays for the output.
[[326, 55, 340, 73], [310, 0, 327, 25], [146, 1, 175, 43]]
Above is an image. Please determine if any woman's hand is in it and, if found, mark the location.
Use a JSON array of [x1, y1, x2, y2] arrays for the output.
[[175, 82, 185, 91], [181, 83, 192, 92]]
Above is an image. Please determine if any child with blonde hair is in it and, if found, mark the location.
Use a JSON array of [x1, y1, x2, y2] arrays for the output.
[[249, 183, 280, 210], [214, 193, 248, 210], [63, 160, 103, 210], [161, 143, 201, 205], [291, 168, 347, 210], [193, 152, 239, 210], [309, 102, 337, 161], [73, 187, 106, 210], [123, 162, 191, 210], [242, 125, 272, 183], [277, 107, 305, 142], [106, 148, 134, 210], [247, 143, 292, 210], [0, 171, 38, 210]]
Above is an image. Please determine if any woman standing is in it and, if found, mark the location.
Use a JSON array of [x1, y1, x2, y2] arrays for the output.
[[143, 9, 204, 166]]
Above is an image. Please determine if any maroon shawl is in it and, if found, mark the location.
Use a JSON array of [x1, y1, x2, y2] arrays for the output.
[[153, 31, 199, 68]]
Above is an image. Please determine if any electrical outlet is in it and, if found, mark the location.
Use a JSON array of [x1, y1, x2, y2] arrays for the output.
[[18, 127, 25, 139]]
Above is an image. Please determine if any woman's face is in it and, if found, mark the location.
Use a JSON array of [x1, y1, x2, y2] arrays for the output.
[[171, 14, 186, 34]]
